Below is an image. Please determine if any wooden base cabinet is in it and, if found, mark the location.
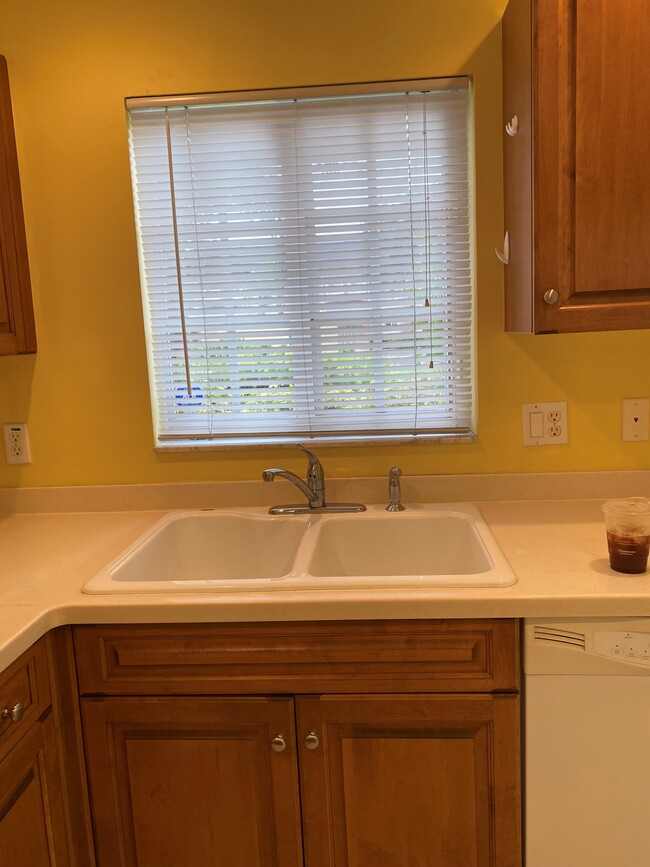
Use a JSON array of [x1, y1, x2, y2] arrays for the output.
[[76, 620, 522, 867], [0, 632, 91, 867], [0, 713, 70, 867]]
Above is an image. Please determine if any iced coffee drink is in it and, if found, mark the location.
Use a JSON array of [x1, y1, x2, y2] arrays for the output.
[[603, 497, 650, 574]]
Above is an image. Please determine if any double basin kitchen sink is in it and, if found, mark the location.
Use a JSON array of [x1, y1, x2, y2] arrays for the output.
[[83, 504, 516, 594]]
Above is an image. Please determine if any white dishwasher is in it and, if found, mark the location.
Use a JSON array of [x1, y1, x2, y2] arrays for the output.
[[525, 617, 650, 867]]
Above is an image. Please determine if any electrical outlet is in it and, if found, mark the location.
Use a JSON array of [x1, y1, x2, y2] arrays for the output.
[[3, 423, 31, 464], [622, 398, 650, 442], [522, 402, 568, 446]]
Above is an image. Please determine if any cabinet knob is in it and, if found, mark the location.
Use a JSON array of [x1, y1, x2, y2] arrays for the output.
[[495, 230, 510, 265], [303, 731, 320, 750], [505, 115, 519, 136], [543, 289, 559, 305], [1, 701, 24, 723], [270, 734, 287, 752]]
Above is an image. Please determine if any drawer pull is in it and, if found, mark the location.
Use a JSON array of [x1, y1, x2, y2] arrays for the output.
[[1, 701, 25, 723], [303, 731, 320, 750], [270, 734, 286, 753]]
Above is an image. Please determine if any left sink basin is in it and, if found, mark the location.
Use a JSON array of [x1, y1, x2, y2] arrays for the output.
[[83, 511, 310, 594]]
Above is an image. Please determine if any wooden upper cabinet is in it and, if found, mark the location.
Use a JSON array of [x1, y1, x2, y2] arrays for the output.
[[503, 0, 650, 333], [0, 55, 36, 354]]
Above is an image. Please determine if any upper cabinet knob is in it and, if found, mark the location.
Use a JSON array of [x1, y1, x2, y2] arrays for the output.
[[495, 231, 510, 265], [543, 289, 559, 305], [506, 115, 519, 136]]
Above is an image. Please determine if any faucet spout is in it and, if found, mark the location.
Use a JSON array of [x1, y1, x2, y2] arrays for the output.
[[262, 468, 319, 505]]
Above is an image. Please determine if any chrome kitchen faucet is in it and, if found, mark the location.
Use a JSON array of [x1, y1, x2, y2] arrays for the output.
[[262, 444, 366, 515]]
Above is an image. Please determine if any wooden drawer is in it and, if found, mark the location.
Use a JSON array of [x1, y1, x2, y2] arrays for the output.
[[0, 637, 51, 759], [74, 620, 519, 696]]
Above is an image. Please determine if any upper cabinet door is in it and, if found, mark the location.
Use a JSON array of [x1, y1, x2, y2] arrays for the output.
[[0, 55, 36, 354], [503, 0, 650, 333]]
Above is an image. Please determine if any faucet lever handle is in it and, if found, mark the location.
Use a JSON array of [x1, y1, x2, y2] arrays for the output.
[[296, 442, 317, 462], [296, 444, 325, 506], [296, 443, 322, 479]]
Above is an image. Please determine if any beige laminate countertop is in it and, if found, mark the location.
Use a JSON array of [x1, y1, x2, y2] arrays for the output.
[[1, 497, 649, 670]]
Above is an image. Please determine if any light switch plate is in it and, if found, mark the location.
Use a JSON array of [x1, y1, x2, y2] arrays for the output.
[[622, 398, 650, 442], [522, 402, 568, 446]]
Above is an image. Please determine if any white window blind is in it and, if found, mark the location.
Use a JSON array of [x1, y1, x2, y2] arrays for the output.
[[127, 78, 474, 447]]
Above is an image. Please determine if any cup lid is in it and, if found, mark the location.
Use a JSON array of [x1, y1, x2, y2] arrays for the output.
[[602, 496, 650, 515]]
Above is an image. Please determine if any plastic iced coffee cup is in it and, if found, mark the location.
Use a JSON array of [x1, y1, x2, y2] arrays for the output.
[[602, 497, 650, 574]]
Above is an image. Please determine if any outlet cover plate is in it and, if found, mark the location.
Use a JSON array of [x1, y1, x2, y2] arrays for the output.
[[2, 423, 31, 464], [522, 402, 568, 446], [622, 398, 650, 442]]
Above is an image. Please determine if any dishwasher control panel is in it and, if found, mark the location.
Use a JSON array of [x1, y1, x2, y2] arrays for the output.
[[594, 631, 650, 666]]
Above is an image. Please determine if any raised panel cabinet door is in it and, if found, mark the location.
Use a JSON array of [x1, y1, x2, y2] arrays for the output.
[[81, 696, 303, 867], [0, 55, 36, 354], [0, 712, 71, 867], [503, 0, 650, 333], [296, 694, 521, 867], [536, 0, 650, 332], [573, 0, 650, 296]]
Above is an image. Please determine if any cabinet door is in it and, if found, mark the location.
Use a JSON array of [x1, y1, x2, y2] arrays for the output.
[[504, 0, 650, 333], [0, 56, 36, 354], [572, 1, 650, 297], [0, 712, 71, 867], [81, 696, 303, 867], [296, 694, 521, 867]]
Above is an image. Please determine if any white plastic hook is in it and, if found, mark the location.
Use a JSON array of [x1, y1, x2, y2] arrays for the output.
[[505, 115, 519, 136], [495, 230, 510, 265]]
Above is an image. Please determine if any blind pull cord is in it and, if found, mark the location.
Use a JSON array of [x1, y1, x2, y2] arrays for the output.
[[421, 92, 434, 369], [165, 108, 193, 397]]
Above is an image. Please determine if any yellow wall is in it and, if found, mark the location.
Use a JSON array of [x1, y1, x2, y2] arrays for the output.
[[1, 0, 648, 487]]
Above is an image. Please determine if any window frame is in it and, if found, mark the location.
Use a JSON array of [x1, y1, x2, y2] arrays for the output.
[[126, 76, 477, 451]]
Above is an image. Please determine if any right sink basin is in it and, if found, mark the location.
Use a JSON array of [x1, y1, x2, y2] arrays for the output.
[[305, 506, 515, 588]]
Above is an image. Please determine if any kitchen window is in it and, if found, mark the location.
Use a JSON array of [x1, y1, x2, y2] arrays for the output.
[[126, 78, 474, 448]]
